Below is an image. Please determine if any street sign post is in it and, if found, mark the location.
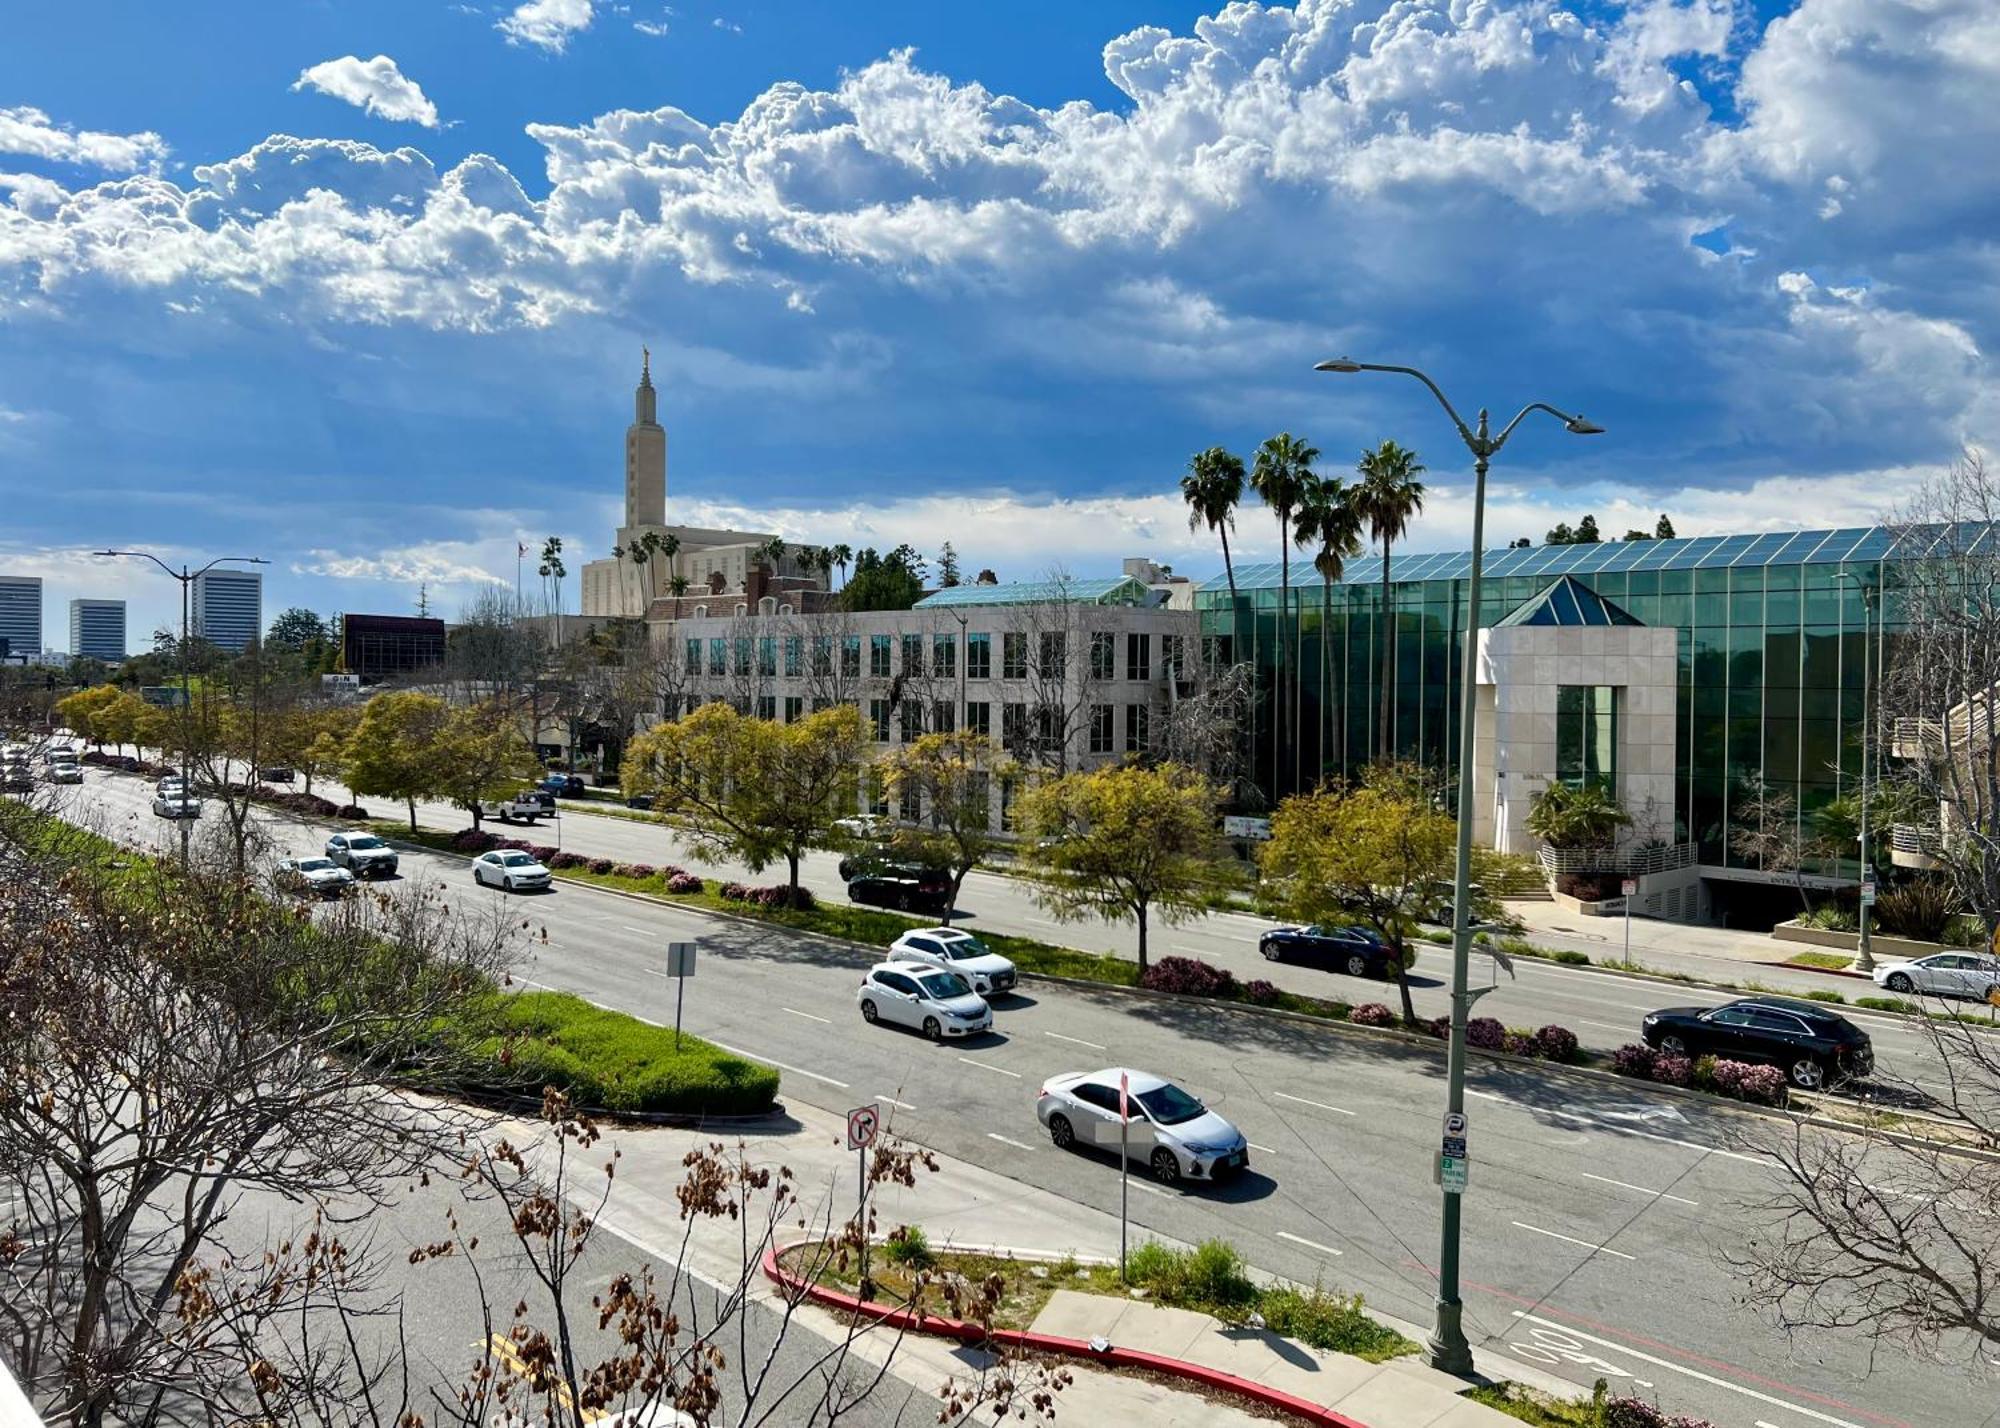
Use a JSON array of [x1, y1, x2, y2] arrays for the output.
[[1437, 1110, 1469, 1194], [847, 1104, 880, 1282], [664, 941, 697, 1050], [1621, 879, 1637, 962], [1118, 1071, 1131, 1281]]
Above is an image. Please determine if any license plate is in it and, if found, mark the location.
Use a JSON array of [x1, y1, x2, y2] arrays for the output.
[[1226, 1152, 1244, 1168]]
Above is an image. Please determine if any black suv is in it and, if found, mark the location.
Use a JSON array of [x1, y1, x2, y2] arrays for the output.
[[846, 866, 953, 915], [1641, 998, 1874, 1089]]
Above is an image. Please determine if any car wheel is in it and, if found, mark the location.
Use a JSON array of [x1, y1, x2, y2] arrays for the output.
[[860, 1000, 879, 1024], [1260, 941, 1283, 962], [503, 877, 515, 892], [922, 1016, 942, 1041], [1048, 1114, 1075, 1150], [1150, 1149, 1181, 1186], [1885, 972, 1913, 993], [1345, 953, 1370, 977], [1789, 1056, 1826, 1090], [1660, 1034, 1689, 1058]]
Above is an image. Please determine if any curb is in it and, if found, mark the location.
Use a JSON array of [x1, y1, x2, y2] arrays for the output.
[[760, 1243, 1373, 1428]]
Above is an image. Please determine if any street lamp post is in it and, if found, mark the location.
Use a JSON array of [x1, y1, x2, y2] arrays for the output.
[[1835, 571, 1878, 973], [1312, 358, 1601, 1375], [97, 550, 269, 864]]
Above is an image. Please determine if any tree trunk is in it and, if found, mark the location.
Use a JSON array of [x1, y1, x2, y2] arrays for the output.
[[944, 867, 969, 928], [470, 803, 484, 830], [1277, 533, 1290, 799], [1393, 940, 1417, 1024], [787, 848, 801, 903], [1321, 575, 1333, 779], [1135, 901, 1149, 975], [406, 796, 418, 832], [1379, 543, 1393, 763]]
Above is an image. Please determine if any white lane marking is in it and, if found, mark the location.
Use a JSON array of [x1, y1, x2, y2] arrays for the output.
[[876, 1095, 917, 1111], [987, 1133, 1034, 1151], [1580, 1173, 1699, 1208], [1511, 1222, 1637, 1261], [1511, 1313, 1867, 1428], [1464, 1089, 1507, 1102], [1546, 1109, 1770, 1165], [1130, 1180, 1171, 1198], [1044, 1030, 1108, 1051], [620, 925, 651, 935], [1247, 1142, 1278, 1155], [783, 1007, 831, 1024], [511, 975, 557, 991], [958, 1057, 1022, 1079], [708, 1041, 850, 1089], [1757, 1421, 1784, 1428], [1276, 1231, 1343, 1257], [1272, 1091, 1355, 1116], [1579, 1019, 1636, 1033]]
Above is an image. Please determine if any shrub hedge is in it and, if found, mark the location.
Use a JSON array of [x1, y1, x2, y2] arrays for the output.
[[1141, 956, 1236, 997]]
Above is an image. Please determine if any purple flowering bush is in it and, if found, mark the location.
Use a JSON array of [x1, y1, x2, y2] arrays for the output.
[[1140, 957, 1237, 998], [665, 872, 704, 894], [1465, 1017, 1506, 1051], [1611, 1044, 1657, 1079], [1350, 1002, 1396, 1026], [1652, 1054, 1694, 1087], [1535, 1025, 1580, 1063], [1243, 979, 1280, 1006]]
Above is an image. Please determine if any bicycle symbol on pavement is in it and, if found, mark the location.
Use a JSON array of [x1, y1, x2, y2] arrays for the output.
[[1506, 1322, 1635, 1379]]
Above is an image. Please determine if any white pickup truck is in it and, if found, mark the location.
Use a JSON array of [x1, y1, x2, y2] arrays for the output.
[[476, 789, 557, 824]]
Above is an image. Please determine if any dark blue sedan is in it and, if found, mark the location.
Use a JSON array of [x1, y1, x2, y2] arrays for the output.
[[1258, 924, 1398, 978]]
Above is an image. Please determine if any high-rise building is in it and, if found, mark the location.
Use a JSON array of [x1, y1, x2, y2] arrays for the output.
[[0, 575, 43, 660], [191, 568, 263, 653], [68, 598, 128, 662]]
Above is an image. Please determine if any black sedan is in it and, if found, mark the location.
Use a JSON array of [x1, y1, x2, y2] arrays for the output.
[[1641, 998, 1874, 1090], [1258, 924, 1399, 978]]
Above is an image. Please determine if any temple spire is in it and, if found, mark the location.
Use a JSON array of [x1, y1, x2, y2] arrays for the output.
[[641, 345, 651, 387]]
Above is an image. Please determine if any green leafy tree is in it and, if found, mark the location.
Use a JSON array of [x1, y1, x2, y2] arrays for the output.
[[1545, 522, 1576, 545], [53, 685, 123, 750], [433, 702, 542, 829], [880, 732, 1014, 927], [1351, 439, 1427, 761], [1524, 781, 1632, 850], [623, 702, 865, 898], [1576, 514, 1602, 544], [1014, 763, 1221, 973], [1655, 514, 1676, 540], [344, 690, 451, 830], [266, 607, 329, 652], [937, 542, 961, 588], [841, 545, 927, 612], [1180, 446, 1246, 607], [1260, 777, 1456, 1023]]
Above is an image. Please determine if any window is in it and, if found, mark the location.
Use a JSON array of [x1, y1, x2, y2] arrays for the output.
[[966, 700, 991, 738], [902, 633, 925, 676], [1072, 1083, 1120, 1112], [841, 635, 861, 678], [1125, 703, 1150, 754], [966, 632, 991, 680], [733, 638, 751, 676], [899, 781, 922, 822], [784, 636, 802, 677], [811, 636, 832, 676], [1038, 703, 1064, 750], [968, 771, 992, 829], [1127, 632, 1150, 681], [1556, 685, 1617, 790], [1040, 631, 1067, 678], [870, 633, 892, 677], [868, 699, 890, 742], [684, 637, 702, 674], [1002, 702, 1028, 747], [1161, 634, 1183, 680], [1002, 631, 1027, 679], [876, 970, 919, 997], [933, 633, 957, 678], [708, 637, 726, 673], [900, 701, 923, 743], [1089, 703, 1115, 754], [783, 696, 803, 724], [756, 695, 776, 721], [932, 700, 955, 734], [1090, 631, 1115, 680], [757, 637, 776, 677]]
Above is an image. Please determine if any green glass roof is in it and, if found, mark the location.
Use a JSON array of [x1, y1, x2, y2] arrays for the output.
[[1494, 576, 1643, 628], [1208, 523, 1993, 593], [915, 575, 1153, 609]]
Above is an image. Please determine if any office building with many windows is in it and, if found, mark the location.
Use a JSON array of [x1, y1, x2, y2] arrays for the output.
[[0, 575, 43, 661], [68, 598, 127, 662], [1199, 526, 1932, 920], [190, 568, 263, 653]]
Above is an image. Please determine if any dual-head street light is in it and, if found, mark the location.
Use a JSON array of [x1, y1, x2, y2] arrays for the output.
[[1313, 357, 1602, 1375]]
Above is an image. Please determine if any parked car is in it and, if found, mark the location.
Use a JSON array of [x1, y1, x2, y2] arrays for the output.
[[1036, 1068, 1248, 1186], [833, 814, 895, 842], [1873, 953, 2000, 1002], [325, 831, 400, 878], [473, 849, 552, 892], [836, 847, 945, 883], [275, 856, 355, 898], [625, 793, 655, 810], [855, 962, 992, 1039], [477, 789, 557, 824], [156, 774, 186, 795], [3, 763, 34, 793], [47, 762, 83, 785], [887, 928, 1017, 997], [846, 866, 952, 914], [259, 765, 296, 783], [45, 743, 79, 765], [1258, 923, 1399, 978], [1641, 998, 1874, 1089], [152, 791, 202, 819], [538, 773, 586, 798]]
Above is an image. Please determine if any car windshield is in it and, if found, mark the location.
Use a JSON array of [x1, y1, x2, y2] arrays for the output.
[[1135, 1083, 1207, 1126], [499, 852, 538, 867], [346, 836, 386, 850], [916, 971, 971, 1000], [943, 938, 991, 960], [298, 859, 336, 872]]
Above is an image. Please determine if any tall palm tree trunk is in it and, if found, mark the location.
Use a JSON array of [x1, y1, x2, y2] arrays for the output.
[[1378, 542, 1393, 763], [1321, 573, 1333, 780], [1277, 539, 1290, 799]]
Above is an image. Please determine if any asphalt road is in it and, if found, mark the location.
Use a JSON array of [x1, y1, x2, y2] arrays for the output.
[[65, 773, 1990, 1428]]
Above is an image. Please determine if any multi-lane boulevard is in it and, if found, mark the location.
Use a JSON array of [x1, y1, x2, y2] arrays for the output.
[[68, 770, 1983, 1428]]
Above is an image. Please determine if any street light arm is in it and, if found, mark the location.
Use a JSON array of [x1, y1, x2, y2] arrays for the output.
[[1315, 360, 1477, 448], [96, 549, 181, 581], [1490, 402, 1594, 454], [192, 556, 270, 578]]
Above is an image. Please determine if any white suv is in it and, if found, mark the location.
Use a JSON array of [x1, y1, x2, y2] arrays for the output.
[[886, 928, 1018, 997]]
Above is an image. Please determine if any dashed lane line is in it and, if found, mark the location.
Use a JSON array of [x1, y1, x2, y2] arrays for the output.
[[1043, 1030, 1108, 1051], [1511, 1221, 1636, 1261], [875, 1095, 917, 1111], [1272, 1091, 1356, 1116], [958, 1057, 1022, 1079], [1276, 1231, 1343, 1257], [783, 1007, 832, 1024], [987, 1133, 1035, 1151], [1579, 1172, 1699, 1208]]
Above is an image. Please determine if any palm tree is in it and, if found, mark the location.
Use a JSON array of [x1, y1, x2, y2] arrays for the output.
[[1251, 432, 1319, 795], [830, 543, 853, 590], [668, 574, 690, 600], [1180, 447, 1246, 606], [758, 535, 788, 574], [537, 536, 566, 643], [1351, 440, 1427, 762], [1293, 474, 1364, 779], [657, 529, 681, 593]]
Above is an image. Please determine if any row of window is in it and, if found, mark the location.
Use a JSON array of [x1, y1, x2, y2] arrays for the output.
[[676, 689, 1156, 759], [680, 629, 1183, 681]]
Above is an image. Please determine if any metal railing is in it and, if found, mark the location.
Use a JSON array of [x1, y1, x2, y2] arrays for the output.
[[1536, 841, 1697, 879]]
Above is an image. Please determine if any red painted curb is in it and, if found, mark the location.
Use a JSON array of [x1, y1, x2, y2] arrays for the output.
[[761, 1245, 1375, 1428]]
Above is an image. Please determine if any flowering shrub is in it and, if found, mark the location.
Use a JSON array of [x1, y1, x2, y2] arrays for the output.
[[1139, 957, 1237, 998], [1501, 1029, 1538, 1057], [1535, 1025, 1580, 1063], [1604, 1395, 1720, 1428], [450, 829, 502, 853], [718, 881, 753, 902], [749, 885, 816, 909], [1611, 1044, 1656, 1079], [1465, 1017, 1506, 1051], [1423, 1015, 1451, 1040], [1652, 1054, 1693, 1087], [1737, 1065, 1789, 1105], [665, 872, 704, 894], [548, 851, 589, 870], [613, 863, 654, 879], [587, 857, 616, 875], [1350, 1002, 1396, 1027], [526, 845, 557, 862], [1708, 1059, 1747, 1097], [1244, 979, 1279, 1006]]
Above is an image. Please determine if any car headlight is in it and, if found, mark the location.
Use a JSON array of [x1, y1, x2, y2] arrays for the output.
[[1181, 1141, 1234, 1156]]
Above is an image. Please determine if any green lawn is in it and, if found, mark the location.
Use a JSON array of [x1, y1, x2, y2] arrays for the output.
[[1785, 950, 1856, 971]]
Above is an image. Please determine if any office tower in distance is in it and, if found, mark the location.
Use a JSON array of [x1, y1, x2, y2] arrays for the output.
[[191, 568, 263, 653], [0, 575, 44, 660], [69, 598, 128, 662]]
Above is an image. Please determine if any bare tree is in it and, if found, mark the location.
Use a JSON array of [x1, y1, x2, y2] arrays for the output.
[[1002, 569, 1103, 777], [787, 609, 867, 711], [1728, 775, 1827, 916], [1153, 650, 1255, 799]]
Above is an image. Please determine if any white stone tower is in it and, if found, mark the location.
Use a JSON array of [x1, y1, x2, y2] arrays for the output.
[[625, 347, 667, 529]]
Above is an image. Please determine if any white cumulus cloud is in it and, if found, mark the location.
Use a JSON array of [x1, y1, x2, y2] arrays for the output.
[[498, 0, 594, 53], [0, 105, 166, 172], [293, 55, 441, 128]]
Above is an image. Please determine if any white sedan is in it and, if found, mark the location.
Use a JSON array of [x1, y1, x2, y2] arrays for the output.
[[886, 928, 1018, 997], [152, 791, 202, 819], [855, 962, 992, 1040], [46, 763, 83, 785], [473, 849, 552, 892], [276, 857, 355, 898], [1874, 952, 2000, 1001], [1036, 1068, 1249, 1187]]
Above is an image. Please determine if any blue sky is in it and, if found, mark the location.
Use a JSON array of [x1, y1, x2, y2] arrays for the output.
[[2, 0, 1995, 648]]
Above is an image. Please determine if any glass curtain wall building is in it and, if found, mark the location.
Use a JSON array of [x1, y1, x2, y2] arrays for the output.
[[1197, 526, 1933, 867]]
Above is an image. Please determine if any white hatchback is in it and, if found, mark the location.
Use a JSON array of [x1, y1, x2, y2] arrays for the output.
[[886, 928, 1018, 997], [1874, 952, 2000, 1002], [473, 849, 552, 892], [855, 962, 992, 1040]]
